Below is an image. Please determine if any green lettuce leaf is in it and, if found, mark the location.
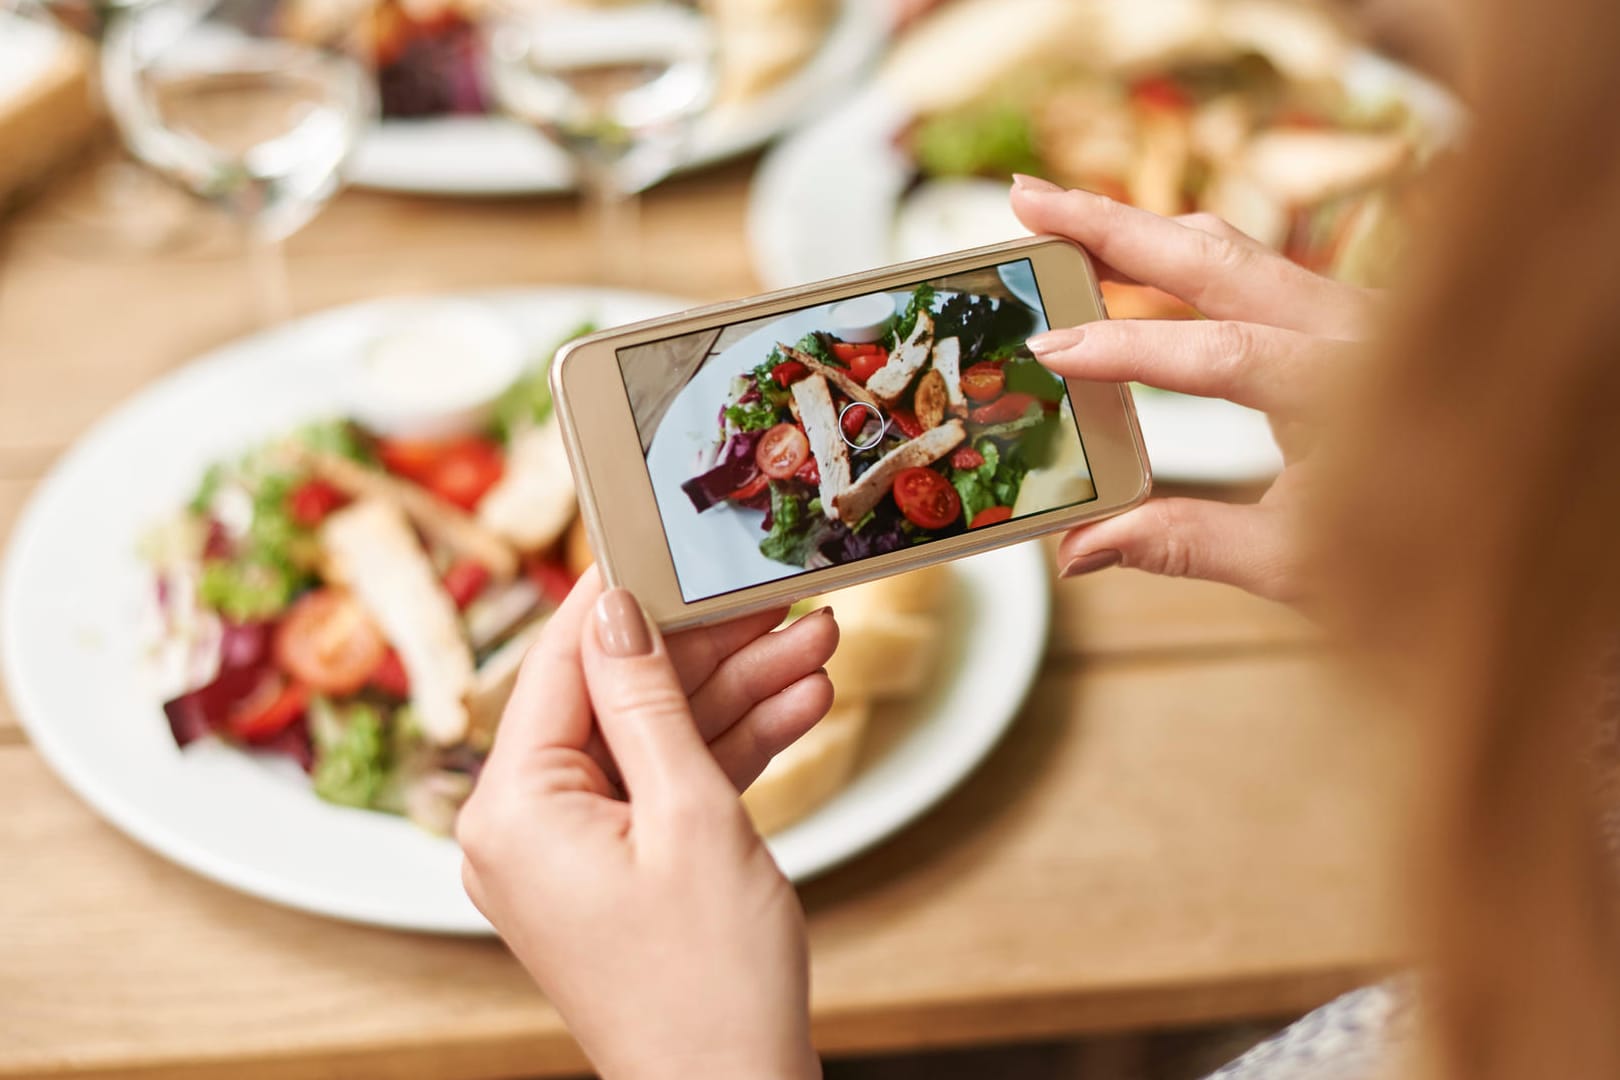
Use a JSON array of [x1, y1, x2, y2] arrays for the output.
[[310, 699, 389, 809]]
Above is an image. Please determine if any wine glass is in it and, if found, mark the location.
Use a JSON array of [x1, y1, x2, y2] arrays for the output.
[[481, 0, 719, 284], [100, 0, 377, 323], [4, 0, 198, 256]]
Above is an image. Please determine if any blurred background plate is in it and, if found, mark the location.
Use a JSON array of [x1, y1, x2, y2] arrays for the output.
[[1, 286, 1049, 932], [347, 0, 890, 196], [747, 48, 1461, 483]]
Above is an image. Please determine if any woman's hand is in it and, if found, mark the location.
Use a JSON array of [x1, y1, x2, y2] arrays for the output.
[[1011, 174, 1374, 605], [458, 573, 835, 1080]]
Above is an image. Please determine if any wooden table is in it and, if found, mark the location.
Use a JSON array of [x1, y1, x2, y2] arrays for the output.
[[0, 158, 1408, 1080]]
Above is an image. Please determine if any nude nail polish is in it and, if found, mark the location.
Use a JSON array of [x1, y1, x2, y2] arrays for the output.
[[596, 589, 652, 657], [1011, 173, 1062, 193], [1060, 550, 1122, 579]]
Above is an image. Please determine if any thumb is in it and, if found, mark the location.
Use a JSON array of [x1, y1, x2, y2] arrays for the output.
[[1057, 498, 1301, 604], [580, 589, 732, 813]]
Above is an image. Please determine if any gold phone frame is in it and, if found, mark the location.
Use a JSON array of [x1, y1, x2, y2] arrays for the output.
[[551, 235, 1152, 629]]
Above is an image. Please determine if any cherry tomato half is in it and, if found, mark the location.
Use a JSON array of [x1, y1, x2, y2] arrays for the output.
[[1131, 75, 1192, 112], [369, 649, 410, 698], [525, 557, 578, 607], [950, 446, 986, 471], [830, 341, 884, 362], [771, 360, 809, 387], [969, 392, 1039, 425], [226, 675, 310, 743], [726, 471, 770, 503], [891, 410, 924, 439], [969, 505, 1014, 529], [377, 437, 506, 511], [892, 467, 961, 531], [961, 362, 1006, 402], [273, 588, 388, 696], [850, 348, 890, 385], [425, 439, 504, 511], [286, 478, 348, 528], [756, 423, 811, 480], [442, 559, 491, 610]]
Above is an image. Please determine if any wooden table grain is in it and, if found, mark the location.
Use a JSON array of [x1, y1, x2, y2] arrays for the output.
[[0, 159, 1401, 1080]]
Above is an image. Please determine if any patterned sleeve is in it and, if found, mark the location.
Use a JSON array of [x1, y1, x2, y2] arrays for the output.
[[1202, 984, 1409, 1080]]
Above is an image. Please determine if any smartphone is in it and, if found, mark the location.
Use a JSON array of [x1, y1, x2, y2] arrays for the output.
[[551, 235, 1151, 629]]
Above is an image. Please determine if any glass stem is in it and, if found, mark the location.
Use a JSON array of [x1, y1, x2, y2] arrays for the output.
[[246, 227, 290, 327], [582, 160, 641, 286]]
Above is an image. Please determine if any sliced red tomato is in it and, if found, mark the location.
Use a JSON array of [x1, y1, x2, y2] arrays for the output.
[[442, 559, 491, 610], [970, 392, 1039, 425], [893, 467, 961, 531], [756, 423, 811, 480], [841, 406, 869, 441], [969, 505, 1014, 529], [1131, 76, 1192, 112], [273, 588, 388, 696], [286, 479, 348, 528], [726, 471, 770, 503], [961, 362, 1006, 402], [830, 341, 884, 363], [770, 359, 809, 387], [425, 439, 504, 511], [849, 348, 890, 385], [525, 556, 577, 607], [377, 437, 506, 511], [891, 410, 924, 439], [795, 454, 821, 486], [376, 438, 445, 483], [226, 676, 310, 743], [950, 446, 986, 471], [369, 649, 410, 698]]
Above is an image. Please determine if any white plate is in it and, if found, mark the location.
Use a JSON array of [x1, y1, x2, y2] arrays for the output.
[[348, 0, 890, 196], [1, 287, 1051, 933], [747, 52, 1462, 483]]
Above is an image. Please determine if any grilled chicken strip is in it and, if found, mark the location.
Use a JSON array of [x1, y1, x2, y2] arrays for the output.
[[913, 369, 948, 431], [302, 451, 518, 580], [779, 344, 879, 409], [791, 374, 852, 520], [477, 420, 576, 553], [832, 420, 966, 525], [931, 336, 966, 415], [322, 500, 475, 745], [865, 309, 934, 405]]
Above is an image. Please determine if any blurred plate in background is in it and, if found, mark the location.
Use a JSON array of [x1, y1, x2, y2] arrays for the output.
[[748, 26, 1461, 483], [347, 0, 889, 196], [2, 286, 1048, 932]]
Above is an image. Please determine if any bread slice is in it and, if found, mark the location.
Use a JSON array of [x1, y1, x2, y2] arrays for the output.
[[742, 701, 869, 835]]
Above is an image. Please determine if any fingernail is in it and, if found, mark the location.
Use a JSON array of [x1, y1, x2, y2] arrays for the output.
[[1026, 328, 1078, 359], [814, 605, 834, 620], [1060, 549, 1122, 579], [596, 589, 652, 657], [1011, 173, 1061, 193]]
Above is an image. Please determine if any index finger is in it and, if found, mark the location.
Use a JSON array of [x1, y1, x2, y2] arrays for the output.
[[1010, 177, 1371, 339]]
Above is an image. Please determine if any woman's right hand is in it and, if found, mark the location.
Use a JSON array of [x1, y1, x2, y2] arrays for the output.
[[1011, 174, 1375, 605]]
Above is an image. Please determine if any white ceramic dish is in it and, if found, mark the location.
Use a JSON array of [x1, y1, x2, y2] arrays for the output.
[[748, 51, 1463, 483], [347, 0, 889, 196], [1, 286, 1051, 933]]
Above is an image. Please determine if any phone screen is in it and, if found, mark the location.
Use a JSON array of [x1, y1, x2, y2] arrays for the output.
[[615, 258, 1098, 602]]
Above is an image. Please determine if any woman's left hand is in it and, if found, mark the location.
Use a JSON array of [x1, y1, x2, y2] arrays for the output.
[[458, 572, 836, 1080]]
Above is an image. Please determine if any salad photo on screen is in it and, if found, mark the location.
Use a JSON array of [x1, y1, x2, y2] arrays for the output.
[[623, 262, 1098, 601]]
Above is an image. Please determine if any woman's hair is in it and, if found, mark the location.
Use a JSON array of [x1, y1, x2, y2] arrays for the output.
[[1314, 0, 1620, 1075]]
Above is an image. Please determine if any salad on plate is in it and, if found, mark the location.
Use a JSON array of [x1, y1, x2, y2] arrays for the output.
[[680, 283, 1080, 572], [144, 315, 594, 834]]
